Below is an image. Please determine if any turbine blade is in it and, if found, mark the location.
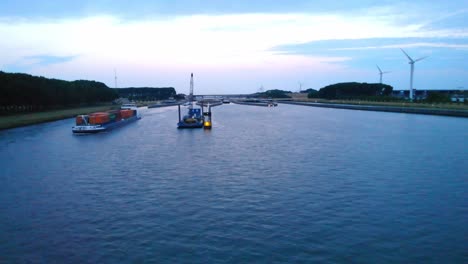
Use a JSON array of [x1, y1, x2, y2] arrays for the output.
[[383, 71, 391, 74], [414, 56, 428, 62], [376, 65, 382, 73], [400, 48, 414, 62]]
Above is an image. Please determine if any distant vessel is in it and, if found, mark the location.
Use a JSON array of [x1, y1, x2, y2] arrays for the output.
[[178, 73, 204, 128], [121, 103, 139, 110], [232, 99, 278, 107], [72, 104, 141, 133], [267, 100, 278, 107]]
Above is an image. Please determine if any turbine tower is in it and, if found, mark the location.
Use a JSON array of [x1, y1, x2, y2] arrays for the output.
[[114, 69, 118, 89], [400, 49, 427, 101], [376, 65, 390, 84], [298, 82, 303, 93]]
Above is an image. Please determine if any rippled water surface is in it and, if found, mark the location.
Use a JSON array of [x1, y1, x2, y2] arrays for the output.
[[1, 104, 467, 263]]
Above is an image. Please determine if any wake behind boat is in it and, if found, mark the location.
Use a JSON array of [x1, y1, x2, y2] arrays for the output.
[[72, 103, 141, 133]]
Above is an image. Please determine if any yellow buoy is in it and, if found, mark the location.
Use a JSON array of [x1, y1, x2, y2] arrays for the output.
[[204, 121, 212, 129]]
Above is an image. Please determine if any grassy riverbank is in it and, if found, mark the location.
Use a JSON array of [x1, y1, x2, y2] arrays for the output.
[[282, 100, 468, 117], [283, 95, 468, 111], [0, 104, 118, 130], [314, 99, 467, 110]]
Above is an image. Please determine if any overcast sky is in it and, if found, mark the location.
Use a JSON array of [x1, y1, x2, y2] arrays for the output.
[[1, 0, 467, 94]]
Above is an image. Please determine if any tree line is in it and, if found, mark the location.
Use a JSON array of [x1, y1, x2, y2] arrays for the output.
[[114, 87, 177, 101], [308, 82, 466, 103], [254, 89, 292, 98], [0, 71, 118, 114], [310, 82, 393, 100]]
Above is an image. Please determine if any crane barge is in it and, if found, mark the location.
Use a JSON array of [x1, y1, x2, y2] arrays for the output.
[[177, 73, 204, 128]]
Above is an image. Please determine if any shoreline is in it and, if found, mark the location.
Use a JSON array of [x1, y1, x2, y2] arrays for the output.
[[231, 101, 276, 107], [280, 101, 468, 118], [0, 105, 118, 130], [2, 99, 467, 130]]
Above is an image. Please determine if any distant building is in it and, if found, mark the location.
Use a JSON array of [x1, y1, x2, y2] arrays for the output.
[[113, 97, 131, 104], [392, 89, 466, 102]]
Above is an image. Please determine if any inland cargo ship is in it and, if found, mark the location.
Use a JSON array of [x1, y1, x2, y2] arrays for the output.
[[72, 104, 141, 133]]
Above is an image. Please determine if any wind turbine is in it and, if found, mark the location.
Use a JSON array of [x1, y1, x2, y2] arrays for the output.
[[400, 49, 427, 101], [298, 82, 303, 93], [114, 69, 118, 89], [376, 65, 390, 84]]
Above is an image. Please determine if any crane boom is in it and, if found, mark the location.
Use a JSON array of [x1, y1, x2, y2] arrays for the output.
[[190, 73, 194, 102]]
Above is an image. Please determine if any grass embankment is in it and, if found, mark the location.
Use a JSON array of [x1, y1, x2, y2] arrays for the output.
[[294, 98, 468, 110], [135, 101, 158, 107], [284, 94, 468, 110], [0, 104, 118, 130]]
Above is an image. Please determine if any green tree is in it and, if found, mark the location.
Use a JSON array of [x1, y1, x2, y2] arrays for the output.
[[0, 71, 118, 114], [114, 87, 177, 101], [255, 89, 291, 98], [307, 89, 319, 98], [425, 92, 451, 103], [318, 82, 393, 99]]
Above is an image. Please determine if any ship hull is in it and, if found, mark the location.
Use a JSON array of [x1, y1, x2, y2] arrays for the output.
[[177, 121, 203, 129], [73, 116, 140, 134]]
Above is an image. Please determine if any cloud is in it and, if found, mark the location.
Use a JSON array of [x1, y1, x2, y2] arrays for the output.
[[0, 8, 467, 92], [0, 14, 368, 73], [2, 12, 463, 67], [329, 42, 468, 51], [4, 55, 78, 73], [0, 1, 417, 18], [275, 38, 468, 55], [25, 55, 77, 65]]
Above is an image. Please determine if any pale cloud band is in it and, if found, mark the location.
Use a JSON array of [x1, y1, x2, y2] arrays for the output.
[[0, 8, 466, 92], [1, 12, 464, 64]]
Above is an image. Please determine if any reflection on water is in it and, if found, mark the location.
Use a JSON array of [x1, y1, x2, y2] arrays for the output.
[[0, 104, 467, 263]]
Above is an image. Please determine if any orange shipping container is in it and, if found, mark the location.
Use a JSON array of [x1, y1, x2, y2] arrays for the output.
[[88, 112, 110, 124], [120, 109, 134, 119]]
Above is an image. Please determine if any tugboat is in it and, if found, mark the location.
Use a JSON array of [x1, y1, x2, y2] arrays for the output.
[[177, 73, 204, 129]]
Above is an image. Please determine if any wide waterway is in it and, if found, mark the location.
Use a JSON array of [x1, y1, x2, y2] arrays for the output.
[[1, 104, 467, 263]]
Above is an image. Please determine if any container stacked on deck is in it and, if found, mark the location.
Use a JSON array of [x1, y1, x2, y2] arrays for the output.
[[120, 109, 136, 119], [107, 110, 122, 122], [88, 112, 110, 125], [74, 109, 136, 126]]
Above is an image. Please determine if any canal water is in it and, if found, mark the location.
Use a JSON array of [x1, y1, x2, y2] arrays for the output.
[[0, 104, 467, 263]]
